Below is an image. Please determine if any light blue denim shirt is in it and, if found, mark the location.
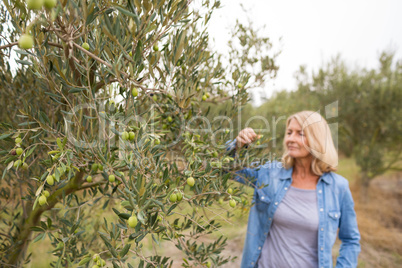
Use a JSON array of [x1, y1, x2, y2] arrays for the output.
[[226, 140, 361, 268]]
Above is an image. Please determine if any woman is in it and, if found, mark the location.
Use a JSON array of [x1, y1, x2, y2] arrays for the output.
[[227, 111, 360, 268]]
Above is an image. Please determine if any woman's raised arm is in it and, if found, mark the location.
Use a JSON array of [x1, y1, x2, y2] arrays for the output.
[[225, 128, 262, 186]]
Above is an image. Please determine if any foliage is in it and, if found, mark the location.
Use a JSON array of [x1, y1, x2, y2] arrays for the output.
[[311, 53, 402, 194], [0, 0, 278, 267]]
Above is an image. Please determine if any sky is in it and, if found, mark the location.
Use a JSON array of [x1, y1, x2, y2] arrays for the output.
[[207, 0, 402, 106]]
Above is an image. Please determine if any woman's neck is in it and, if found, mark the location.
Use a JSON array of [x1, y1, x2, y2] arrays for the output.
[[293, 156, 313, 177], [291, 156, 319, 189]]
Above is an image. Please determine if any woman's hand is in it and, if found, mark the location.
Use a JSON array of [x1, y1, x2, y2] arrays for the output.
[[235, 128, 260, 148]]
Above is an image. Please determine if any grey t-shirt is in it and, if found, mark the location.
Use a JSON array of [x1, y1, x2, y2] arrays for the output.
[[257, 186, 319, 268]]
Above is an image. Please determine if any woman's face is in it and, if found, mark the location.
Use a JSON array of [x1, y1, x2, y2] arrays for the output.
[[285, 119, 311, 159]]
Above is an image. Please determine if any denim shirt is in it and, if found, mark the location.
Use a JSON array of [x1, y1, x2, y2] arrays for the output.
[[226, 140, 361, 268]]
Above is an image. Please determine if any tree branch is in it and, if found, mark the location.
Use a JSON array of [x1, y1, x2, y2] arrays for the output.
[[0, 42, 18, 50], [71, 42, 168, 94], [73, 42, 114, 71], [94, 78, 118, 92], [0, 41, 61, 51], [48, 42, 63, 49], [77, 180, 107, 191]]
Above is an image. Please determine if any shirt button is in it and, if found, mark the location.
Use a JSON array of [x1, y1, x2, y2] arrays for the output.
[[261, 196, 265, 200], [258, 247, 261, 250], [269, 218, 272, 221], [320, 208, 323, 212], [320, 247, 324, 251], [275, 202, 278, 205], [251, 262, 254, 265], [264, 232, 267, 236], [318, 190, 322, 194], [284, 187, 288, 190], [335, 214, 338, 218], [321, 228, 324, 231]]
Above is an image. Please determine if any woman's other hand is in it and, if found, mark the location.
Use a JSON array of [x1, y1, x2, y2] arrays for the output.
[[236, 128, 261, 148]]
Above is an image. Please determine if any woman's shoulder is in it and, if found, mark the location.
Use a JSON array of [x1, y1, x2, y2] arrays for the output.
[[324, 171, 351, 191], [257, 160, 290, 178], [257, 160, 286, 172], [260, 160, 283, 169], [253, 160, 288, 188]]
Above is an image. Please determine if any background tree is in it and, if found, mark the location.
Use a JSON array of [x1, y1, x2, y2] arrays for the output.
[[0, 0, 277, 267], [250, 53, 402, 202], [311, 53, 402, 201]]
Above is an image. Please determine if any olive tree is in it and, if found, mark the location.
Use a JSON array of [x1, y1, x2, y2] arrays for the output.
[[251, 53, 401, 202], [0, 0, 277, 266], [311, 53, 402, 201]]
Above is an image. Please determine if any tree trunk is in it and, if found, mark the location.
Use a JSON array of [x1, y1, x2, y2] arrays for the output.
[[8, 202, 45, 266], [7, 171, 83, 266], [359, 171, 371, 203]]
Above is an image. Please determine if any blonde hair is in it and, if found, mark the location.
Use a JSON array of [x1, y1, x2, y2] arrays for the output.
[[282, 111, 338, 175]]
